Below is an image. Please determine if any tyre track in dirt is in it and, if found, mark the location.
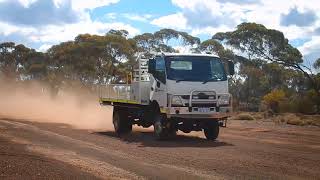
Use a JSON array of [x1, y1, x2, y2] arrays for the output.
[[0, 119, 222, 180], [0, 118, 319, 180]]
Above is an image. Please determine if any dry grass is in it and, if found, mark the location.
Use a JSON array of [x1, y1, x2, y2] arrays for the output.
[[273, 114, 320, 127], [232, 113, 255, 121], [302, 115, 320, 127], [231, 112, 320, 127], [251, 113, 264, 120]]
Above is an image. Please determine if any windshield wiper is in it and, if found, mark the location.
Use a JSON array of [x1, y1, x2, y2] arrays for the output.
[[175, 79, 190, 83], [202, 77, 220, 84]]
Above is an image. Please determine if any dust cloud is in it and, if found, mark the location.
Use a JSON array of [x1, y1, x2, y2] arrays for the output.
[[0, 79, 113, 130]]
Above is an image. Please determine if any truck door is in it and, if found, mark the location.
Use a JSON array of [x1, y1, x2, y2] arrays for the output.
[[150, 56, 167, 108]]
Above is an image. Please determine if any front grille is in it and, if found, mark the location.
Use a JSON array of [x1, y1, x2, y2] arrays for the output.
[[180, 95, 216, 100], [181, 95, 190, 99], [197, 93, 209, 99], [171, 103, 229, 107]]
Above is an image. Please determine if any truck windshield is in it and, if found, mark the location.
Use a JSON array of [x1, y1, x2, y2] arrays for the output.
[[165, 56, 227, 82]]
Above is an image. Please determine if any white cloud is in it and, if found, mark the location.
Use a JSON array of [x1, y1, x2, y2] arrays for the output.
[[152, 0, 320, 40], [122, 13, 153, 22], [39, 21, 140, 43], [0, 0, 120, 11], [0, 0, 140, 50], [105, 12, 117, 20], [17, 0, 37, 7], [151, 13, 187, 30], [38, 44, 53, 52], [1, 20, 140, 45], [298, 41, 320, 72], [190, 25, 234, 37], [298, 36, 320, 60], [150, 0, 320, 60], [54, 0, 119, 10]]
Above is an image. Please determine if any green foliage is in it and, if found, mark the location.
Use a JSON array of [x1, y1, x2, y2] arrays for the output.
[[263, 89, 286, 105], [199, 39, 234, 60], [214, 23, 317, 87], [133, 29, 200, 54], [314, 58, 320, 69], [213, 22, 303, 65], [0, 26, 319, 114], [263, 89, 286, 113], [272, 90, 319, 114], [47, 32, 137, 85]]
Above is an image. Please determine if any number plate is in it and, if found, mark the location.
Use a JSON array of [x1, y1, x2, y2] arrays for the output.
[[198, 107, 210, 113]]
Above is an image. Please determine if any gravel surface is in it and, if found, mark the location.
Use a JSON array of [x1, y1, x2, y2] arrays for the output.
[[0, 136, 99, 180], [0, 118, 319, 179]]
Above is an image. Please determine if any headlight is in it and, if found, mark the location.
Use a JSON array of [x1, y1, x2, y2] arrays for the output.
[[171, 96, 184, 106], [208, 95, 215, 99], [218, 94, 230, 105], [192, 96, 199, 99]]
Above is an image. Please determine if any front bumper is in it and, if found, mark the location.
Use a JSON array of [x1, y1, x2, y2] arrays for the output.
[[165, 91, 232, 119], [163, 106, 232, 119]]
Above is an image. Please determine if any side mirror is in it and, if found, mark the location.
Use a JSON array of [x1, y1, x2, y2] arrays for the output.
[[228, 60, 235, 75], [148, 58, 156, 74]]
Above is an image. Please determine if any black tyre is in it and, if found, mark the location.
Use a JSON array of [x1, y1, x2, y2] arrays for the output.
[[204, 121, 219, 140], [154, 114, 176, 140], [113, 108, 132, 135]]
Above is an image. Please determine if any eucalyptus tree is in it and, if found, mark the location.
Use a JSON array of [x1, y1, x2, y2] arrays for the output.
[[134, 28, 200, 55], [213, 22, 320, 97]]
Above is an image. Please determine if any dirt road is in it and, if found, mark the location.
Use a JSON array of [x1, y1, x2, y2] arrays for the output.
[[0, 118, 319, 180]]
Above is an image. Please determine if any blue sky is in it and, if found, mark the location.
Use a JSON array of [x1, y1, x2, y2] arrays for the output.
[[90, 0, 178, 35], [0, 0, 319, 65]]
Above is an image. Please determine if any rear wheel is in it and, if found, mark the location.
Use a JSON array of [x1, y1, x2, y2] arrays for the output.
[[113, 108, 132, 135], [204, 121, 219, 140]]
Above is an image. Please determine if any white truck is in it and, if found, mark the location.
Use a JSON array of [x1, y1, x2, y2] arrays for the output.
[[99, 53, 234, 140]]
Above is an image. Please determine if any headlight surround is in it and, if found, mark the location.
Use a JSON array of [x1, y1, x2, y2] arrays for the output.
[[171, 95, 184, 106], [218, 94, 230, 105]]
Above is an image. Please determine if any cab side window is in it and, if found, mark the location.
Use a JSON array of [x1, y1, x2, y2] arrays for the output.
[[154, 57, 166, 84]]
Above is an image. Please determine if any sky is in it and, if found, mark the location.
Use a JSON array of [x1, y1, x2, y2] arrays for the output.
[[0, 0, 320, 65]]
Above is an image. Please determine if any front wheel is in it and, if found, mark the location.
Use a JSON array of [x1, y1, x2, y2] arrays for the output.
[[204, 121, 219, 140], [113, 108, 132, 135], [154, 114, 176, 140]]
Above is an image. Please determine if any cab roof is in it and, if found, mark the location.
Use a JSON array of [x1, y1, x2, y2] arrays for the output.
[[159, 53, 220, 58]]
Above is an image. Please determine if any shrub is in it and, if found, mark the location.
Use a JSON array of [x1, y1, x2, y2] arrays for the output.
[[273, 114, 304, 126], [233, 113, 255, 120], [273, 113, 320, 126], [263, 89, 286, 113], [302, 115, 320, 127], [287, 118, 305, 126], [252, 113, 264, 120]]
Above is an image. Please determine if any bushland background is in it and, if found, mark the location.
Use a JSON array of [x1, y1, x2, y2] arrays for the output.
[[1, 23, 320, 125]]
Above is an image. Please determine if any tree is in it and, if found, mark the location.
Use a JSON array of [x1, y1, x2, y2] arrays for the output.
[[0, 42, 16, 78], [213, 22, 320, 97], [199, 39, 234, 60], [0, 42, 39, 80], [133, 28, 200, 55], [47, 32, 137, 86], [263, 89, 286, 113], [106, 29, 129, 37], [314, 58, 320, 69]]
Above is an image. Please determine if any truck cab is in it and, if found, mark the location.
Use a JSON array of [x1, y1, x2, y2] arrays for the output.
[[99, 53, 234, 140]]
